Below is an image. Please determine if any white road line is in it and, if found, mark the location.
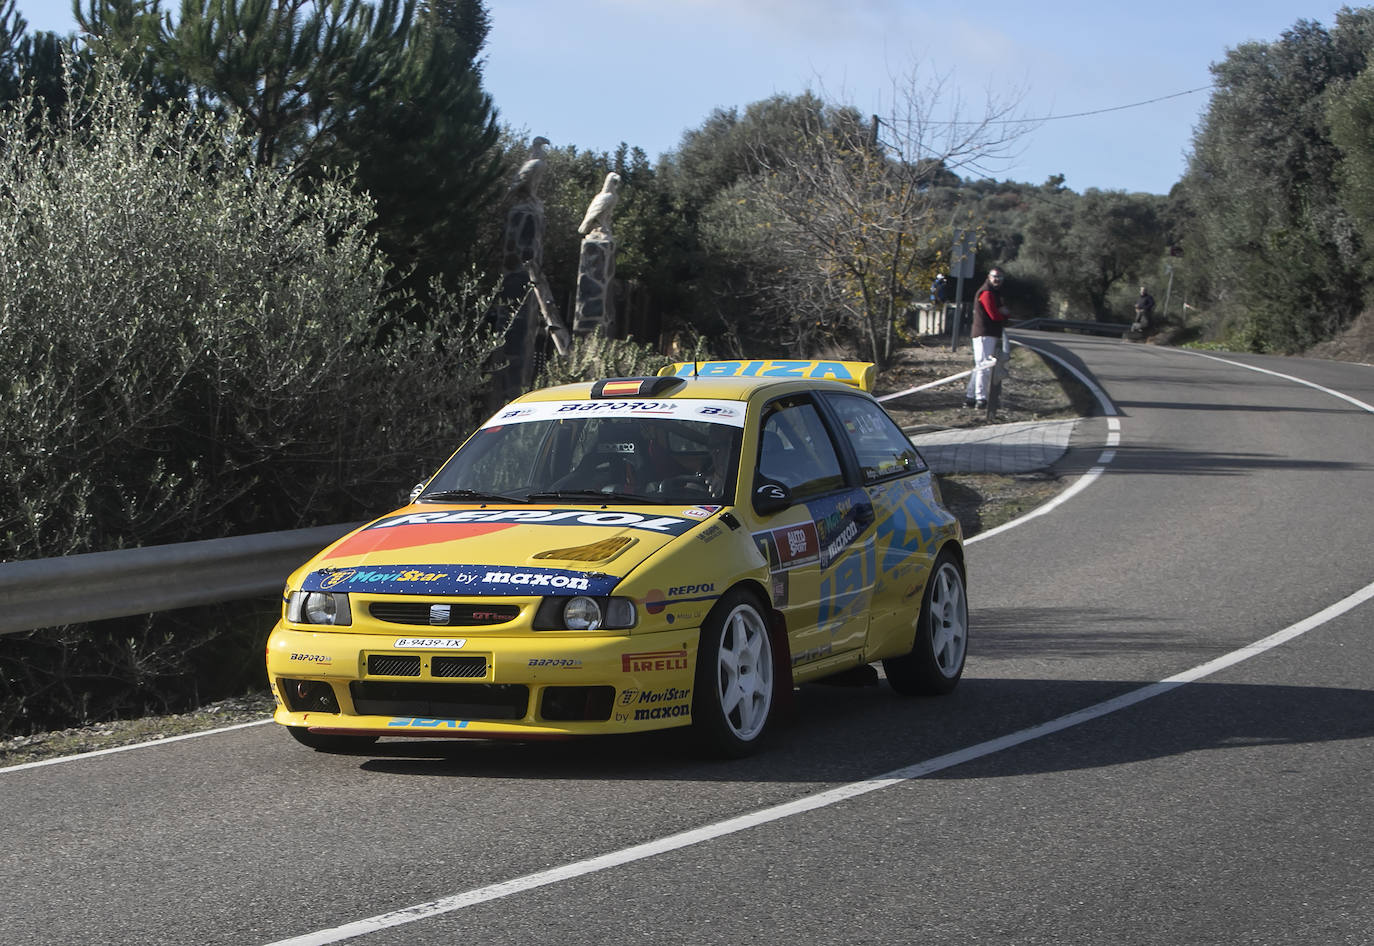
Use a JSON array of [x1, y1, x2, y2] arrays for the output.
[[968, 338, 1118, 545], [264, 577, 1374, 946], [1173, 348, 1374, 414], [0, 719, 273, 775]]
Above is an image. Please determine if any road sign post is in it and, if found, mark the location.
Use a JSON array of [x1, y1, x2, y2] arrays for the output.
[[949, 230, 976, 351]]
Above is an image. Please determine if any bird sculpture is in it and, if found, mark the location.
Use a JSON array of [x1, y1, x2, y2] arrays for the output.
[[577, 172, 621, 236], [508, 136, 550, 201]]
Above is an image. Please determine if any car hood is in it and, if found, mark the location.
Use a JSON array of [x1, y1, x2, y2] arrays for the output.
[[296, 503, 722, 597]]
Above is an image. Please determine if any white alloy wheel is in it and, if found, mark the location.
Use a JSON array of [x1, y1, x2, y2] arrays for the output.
[[714, 601, 775, 741], [925, 560, 968, 678], [883, 550, 968, 696]]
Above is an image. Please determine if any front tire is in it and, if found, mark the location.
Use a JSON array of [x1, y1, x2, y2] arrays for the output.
[[691, 589, 776, 757], [883, 550, 968, 696], [287, 726, 379, 753]]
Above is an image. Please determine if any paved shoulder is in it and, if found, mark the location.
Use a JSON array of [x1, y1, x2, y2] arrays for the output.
[[908, 419, 1078, 474]]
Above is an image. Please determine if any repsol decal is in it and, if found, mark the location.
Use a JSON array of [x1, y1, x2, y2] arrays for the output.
[[386, 718, 469, 728], [643, 584, 719, 615], [369, 509, 696, 535], [330, 508, 697, 557]]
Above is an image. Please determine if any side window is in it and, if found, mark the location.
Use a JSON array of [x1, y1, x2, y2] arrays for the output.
[[824, 393, 927, 483], [757, 398, 845, 499]]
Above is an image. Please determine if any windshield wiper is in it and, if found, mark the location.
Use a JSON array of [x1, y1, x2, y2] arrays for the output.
[[418, 488, 527, 504], [525, 489, 653, 504]]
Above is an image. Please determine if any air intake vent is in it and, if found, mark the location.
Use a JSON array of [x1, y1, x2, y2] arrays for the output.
[[367, 654, 421, 676], [432, 656, 487, 679]]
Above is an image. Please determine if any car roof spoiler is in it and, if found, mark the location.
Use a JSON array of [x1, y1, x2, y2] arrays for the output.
[[657, 359, 876, 392]]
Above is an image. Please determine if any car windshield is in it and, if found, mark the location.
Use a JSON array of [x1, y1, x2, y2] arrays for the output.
[[418, 409, 744, 506]]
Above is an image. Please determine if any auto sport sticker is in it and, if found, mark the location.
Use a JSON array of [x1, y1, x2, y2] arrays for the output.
[[302, 564, 620, 596], [753, 521, 820, 571], [331, 508, 699, 557]]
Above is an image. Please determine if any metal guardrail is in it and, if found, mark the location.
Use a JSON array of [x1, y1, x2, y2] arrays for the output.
[[0, 523, 360, 637], [1, 335, 1047, 638]]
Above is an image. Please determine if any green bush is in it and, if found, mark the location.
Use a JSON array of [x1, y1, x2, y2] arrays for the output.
[[0, 61, 506, 732], [530, 331, 707, 390]]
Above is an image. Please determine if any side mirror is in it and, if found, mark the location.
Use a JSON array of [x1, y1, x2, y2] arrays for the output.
[[752, 478, 792, 516], [408, 481, 428, 504]]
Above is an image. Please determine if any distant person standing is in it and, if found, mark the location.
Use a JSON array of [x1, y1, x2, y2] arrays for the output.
[[965, 268, 1009, 409], [930, 273, 949, 304], [1133, 285, 1156, 334]]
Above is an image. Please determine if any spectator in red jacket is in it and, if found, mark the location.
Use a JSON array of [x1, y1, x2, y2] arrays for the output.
[[964, 268, 1009, 408]]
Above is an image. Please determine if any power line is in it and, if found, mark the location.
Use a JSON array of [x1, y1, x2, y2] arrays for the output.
[[1001, 85, 1215, 124], [879, 85, 1214, 130]]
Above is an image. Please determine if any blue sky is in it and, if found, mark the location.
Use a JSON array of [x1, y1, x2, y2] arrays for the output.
[[12, 0, 1349, 194]]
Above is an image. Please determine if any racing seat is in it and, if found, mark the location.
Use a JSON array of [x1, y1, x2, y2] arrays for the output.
[[560, 422, 647, 493]]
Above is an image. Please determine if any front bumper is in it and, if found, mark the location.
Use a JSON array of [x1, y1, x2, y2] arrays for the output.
[[267, 623, 700, 739]]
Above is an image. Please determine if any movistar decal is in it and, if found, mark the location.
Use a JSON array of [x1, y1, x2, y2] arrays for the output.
[[303, 564, 620, 596]]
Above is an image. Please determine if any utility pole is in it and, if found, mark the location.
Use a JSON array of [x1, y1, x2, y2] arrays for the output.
[[1161, 264, 1175, 324]]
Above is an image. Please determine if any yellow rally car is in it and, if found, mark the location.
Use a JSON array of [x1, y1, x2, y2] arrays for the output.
[[267, 359, 967, 757]]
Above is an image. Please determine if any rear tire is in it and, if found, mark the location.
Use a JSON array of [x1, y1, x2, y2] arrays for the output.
[[287, 726, 379, 753], [691, 589, 776, 757], [883, 550, 968, 696]]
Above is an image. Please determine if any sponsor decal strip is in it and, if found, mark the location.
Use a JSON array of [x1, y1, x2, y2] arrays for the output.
[[365, 508, 698, 535], [303, 565, 619, 596], [482, 399, 747, 428]]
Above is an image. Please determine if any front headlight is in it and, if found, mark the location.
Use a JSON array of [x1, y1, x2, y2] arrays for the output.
[[533, 596, 637, 631], [287, 591, 353, 626]]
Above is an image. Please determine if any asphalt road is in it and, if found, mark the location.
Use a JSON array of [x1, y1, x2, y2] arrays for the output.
[[3, 334, 1372, 946]]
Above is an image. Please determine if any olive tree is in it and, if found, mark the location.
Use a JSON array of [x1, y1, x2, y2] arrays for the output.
[[0, 60, 504, 731], [703, 73, 1027, 365]]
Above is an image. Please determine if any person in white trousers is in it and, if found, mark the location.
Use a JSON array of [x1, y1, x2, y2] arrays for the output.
[[964, 268, 1009, 409]]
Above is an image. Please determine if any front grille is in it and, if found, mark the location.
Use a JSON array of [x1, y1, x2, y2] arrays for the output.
[[432, 655, 487, 678], [369, 602, 520, 627], [350, 681, 528, 720], [367, 654, 421, 677]]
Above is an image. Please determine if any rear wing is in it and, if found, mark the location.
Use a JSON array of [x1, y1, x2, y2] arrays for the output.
[[657, 359, 876, 392]]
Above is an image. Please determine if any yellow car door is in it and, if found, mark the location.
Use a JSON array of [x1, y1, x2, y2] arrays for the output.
[[749, 393, 876, 673]]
